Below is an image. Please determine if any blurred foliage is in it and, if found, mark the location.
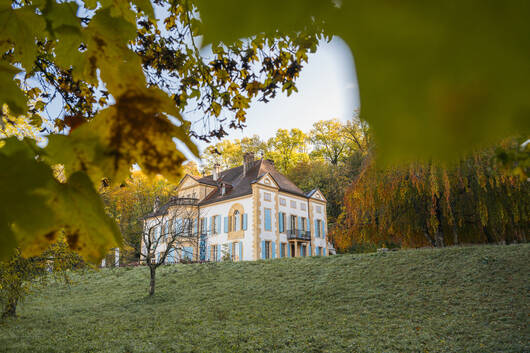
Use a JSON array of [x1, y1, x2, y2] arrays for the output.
[[0, 0, 321, 261], [196, 0, 530, 162]]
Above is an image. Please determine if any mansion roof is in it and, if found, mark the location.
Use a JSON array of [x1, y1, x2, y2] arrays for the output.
[[145, 158, 324, 218]]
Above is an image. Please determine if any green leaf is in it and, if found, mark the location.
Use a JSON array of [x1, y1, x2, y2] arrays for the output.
[[47, 87, 199, 185], [0, 63, 26, 115], [56, 171, 122, 263], [0, 137, 121, 262], [195, 0, 530, 162], [0, 4, 46, 72]]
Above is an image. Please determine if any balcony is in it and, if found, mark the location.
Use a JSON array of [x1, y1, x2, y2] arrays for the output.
[[286, 229, 311, 241]]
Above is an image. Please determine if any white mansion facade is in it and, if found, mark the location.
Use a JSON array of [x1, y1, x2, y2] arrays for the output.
[[142, 153, 331, 263]]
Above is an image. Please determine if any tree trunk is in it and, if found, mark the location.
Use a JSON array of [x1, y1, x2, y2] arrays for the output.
[[452, 226, 459, 245], [2, 297, 18, 318], [149, 266, 156, 296], [434, 231, 445, 248]]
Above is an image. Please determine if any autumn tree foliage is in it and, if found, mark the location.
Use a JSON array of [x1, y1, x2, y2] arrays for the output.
[[0, 0, 323, 261], [332, 142, 530, 251]]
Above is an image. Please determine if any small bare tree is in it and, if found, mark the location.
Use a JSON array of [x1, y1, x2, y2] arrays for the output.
[[140, 197, 203, 296]]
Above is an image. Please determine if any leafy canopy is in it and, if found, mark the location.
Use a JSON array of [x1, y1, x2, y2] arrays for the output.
[[196, 0, 530, 161]]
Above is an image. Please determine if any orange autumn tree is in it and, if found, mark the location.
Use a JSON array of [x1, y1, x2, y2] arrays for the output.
[[333, 140, 529, 251]]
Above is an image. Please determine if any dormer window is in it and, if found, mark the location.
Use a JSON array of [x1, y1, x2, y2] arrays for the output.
[[221, 184, 226, 196]]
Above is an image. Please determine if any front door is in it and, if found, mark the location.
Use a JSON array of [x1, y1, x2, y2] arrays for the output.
[[290, 243, 295, 257]]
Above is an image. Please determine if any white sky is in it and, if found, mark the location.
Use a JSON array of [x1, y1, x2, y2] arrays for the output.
[[179, 36, 360, 162]]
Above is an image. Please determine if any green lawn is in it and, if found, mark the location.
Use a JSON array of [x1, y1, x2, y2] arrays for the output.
[[1, 244, 528, 352]]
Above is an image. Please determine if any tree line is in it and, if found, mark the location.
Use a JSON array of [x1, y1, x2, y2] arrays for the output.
[[200, 118, 529, 252]]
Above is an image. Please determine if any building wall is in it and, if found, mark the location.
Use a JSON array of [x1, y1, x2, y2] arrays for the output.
[[200, 195, 254, 261], [144, 177, 329, 263]]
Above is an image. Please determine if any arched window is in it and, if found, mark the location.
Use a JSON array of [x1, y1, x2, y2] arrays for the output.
[[233, 210, 240, 232]]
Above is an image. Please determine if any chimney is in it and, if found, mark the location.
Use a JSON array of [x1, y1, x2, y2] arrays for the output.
[[213, 163, 220, 181], [243, 152, 255, 175], [153, 196, 160, 212]]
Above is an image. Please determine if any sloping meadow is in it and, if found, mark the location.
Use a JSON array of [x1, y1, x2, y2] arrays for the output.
[[1, 244, 528, 352]]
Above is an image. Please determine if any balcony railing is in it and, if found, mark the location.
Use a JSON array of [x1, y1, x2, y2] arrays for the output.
[[286, 229, 311, 241], [169, 197, 199, 206]]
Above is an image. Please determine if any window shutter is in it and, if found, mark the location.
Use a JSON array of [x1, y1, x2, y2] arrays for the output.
[[239, 241, 243, 260], [209, 217, 213, 233], [322, 220, 326, 239], [323, 248, 326, 256], [206, 245, 210, 261], [271, 242, 276, 259], [242, 213, 248, 230], [216, 216, 221, 234], [287, 244, 291, 257], [264, 209, 271, 231], [224, 216, 229, 233], [278, 212, 283, 232], [193, 219, 198, 235], [308, 244, 311, 256], [217, 244, 221, 261], [261, 240, 265, 259], [306, 218, 310, 234], [229, 242, 232, 259], [314, 220, 319, 237]]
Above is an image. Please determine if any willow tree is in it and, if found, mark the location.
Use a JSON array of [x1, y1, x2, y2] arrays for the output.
[[333, 141, 529, 251]]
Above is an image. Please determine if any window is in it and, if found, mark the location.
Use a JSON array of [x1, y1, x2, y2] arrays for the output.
[[280, 243, 286, 258], [290, 215, 297, 231], [290, 200, 297, 208], [300, 203, 306, 211], [211, 244, 218, 262], [316, 205, 322, 214], [301, 217, 306, 231], [234, 210, 240, 231], [231, 242, 237, 261], [316, 219, 322, 237], [264, 241, 271, 259], [264, 192, 271, 201], [264, 208, 272, 231], [212, 215, 221, 234], [280, 198, 286, 206], [200, 217, 206, 234]]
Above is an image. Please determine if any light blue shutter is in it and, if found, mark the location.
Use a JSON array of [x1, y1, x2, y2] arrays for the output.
[[209, 217, 213, 233], [287, 244, 291, 257], [229, 243, 232, 260], [272, 242, 276, 259], [261, 240, 266, 259], [323, 248, 326, 256], [216, 216, 221, 234], [193, 219, 198, 235], [306, 218, 310, 234], [322, 220, 326, 239], [217, 245, 221, 261], [239, 241, 243, 260], [264, 209, 271, 231], [242, 214, 247, 230], [308, 244, 311, 256], [206, 245, 210, 261], [314, 220, 319, 237], [224, 216, 229, 233], [279, 212, 283, 232]]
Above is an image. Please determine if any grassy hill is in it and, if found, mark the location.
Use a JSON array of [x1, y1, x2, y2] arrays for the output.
[[0, 244, 528, 353]]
